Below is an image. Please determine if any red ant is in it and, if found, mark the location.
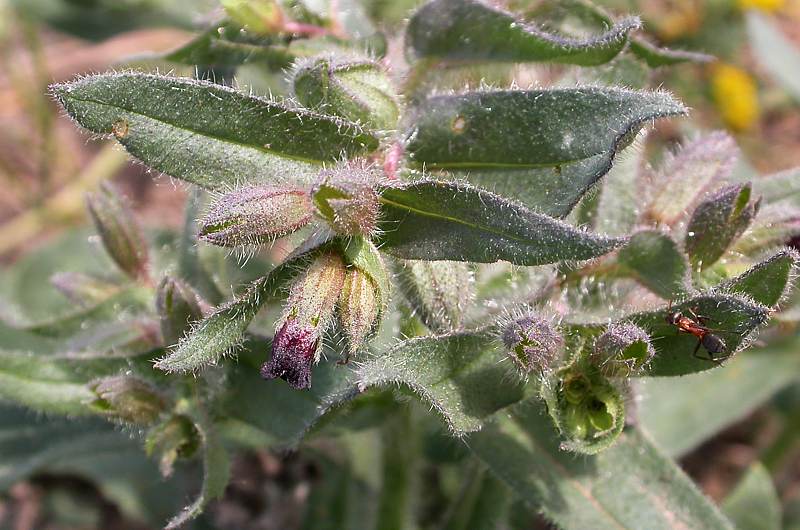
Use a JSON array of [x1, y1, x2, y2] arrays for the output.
[[665, 302, 727, 363]]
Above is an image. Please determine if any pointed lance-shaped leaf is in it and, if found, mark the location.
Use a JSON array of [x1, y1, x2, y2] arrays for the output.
[[292, 56, 400, 131], [715, 249, 800, 308], [378, 181, 626, 265], [50, 272, 123, 306], [85, 182, 149, 282], [406, 0, 640, 66], [685, 183, 761, 270], [356, 330, 529, 433], [51, 73, 380, 191], [404, 87, 686, 217]]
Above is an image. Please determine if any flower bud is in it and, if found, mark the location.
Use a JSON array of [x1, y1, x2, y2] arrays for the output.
[[261, 252, 346, 389], [590, 322, 655, 377], [156, 276, 205, 346], [396, 260, 474, 332], [313, 164, 381, 237], [145, 415, 200, 477], [292, 56, 400, 131], [199, 186, 313, 247], [88, 375, 166, 425], [542, 364, 626, 454], [50, 272, 121, 305], [501, 314, 562, 374], [339, 268, 380, 360], [85, 182, 149, 282]]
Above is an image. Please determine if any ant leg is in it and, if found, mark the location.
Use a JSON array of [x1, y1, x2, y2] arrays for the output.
[[688, 306, 711, 325]]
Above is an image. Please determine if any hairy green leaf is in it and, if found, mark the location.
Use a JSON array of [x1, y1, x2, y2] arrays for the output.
[[394, 260, 474, 332], [722, 462, 781, 530], [405, 88, 686, 216], [378, 181, 626, 265], [0, 350, 141, 416], [468, 400, 733, 530], [639, 344, 800, 456], [592, 131, 646, 236], [716, 249, 799, 307], [406, 0, 639, 65], [624, 294, 770, 376], [629, 39, 714, 67], [52, 72, 379, 190], [617, 230, 691, 299], [356, 330, 528, 433]]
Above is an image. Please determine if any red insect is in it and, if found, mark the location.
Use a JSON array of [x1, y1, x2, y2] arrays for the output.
[[665, 303, 728, 363]]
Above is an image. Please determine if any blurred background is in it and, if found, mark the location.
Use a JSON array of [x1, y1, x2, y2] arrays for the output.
[[0, 0, 799, 528]]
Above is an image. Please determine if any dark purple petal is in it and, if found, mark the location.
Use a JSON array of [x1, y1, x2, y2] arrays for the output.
[[260, 319, 319, 390]]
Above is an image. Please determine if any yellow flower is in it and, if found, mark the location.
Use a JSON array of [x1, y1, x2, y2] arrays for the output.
[[738, 0, 785, 12], [710, 63, 760, 132]]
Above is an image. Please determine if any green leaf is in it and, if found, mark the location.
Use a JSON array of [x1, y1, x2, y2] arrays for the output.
[[162, 21, 295, 69], [639, 343, 800, 456], [617, 230, 691, 299], [685, 183, 761, 270], [155, 236, 327, 372], [356, 330, 528, 433], [165, 411, 230, 529], [0, 350, 142, 416], [623, 294, 770, 376], [468, 400, 734, 530], [405, 88, 686, 216], [378, 181, 626, 265], [394, 260, 474, 332], [716, 249, 799, 307], [406, 0, 639, 66], [747, 12, 800, 102], [722, 462, 781, 530], [51, 72, 379, 190]]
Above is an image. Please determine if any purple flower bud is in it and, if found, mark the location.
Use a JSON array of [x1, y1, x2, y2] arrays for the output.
[[501, 314, 561, 374], [260, 318, 319, 390], [313, 164, 381, 237]]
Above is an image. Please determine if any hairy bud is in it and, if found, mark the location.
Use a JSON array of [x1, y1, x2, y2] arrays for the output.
[[590, 323, 655, 377], [156, 277, 205, 346], [685, 182, 761, 270], [292, 56, 400, 131], [199, 186, 313, 247], [85, 182, 149, 282], [261, 252, 346, 389], [145, 415, 200, 477], [88, 376, 166, 425], [501, 314, 562, 374], [313, 165, 381, 237], [339, 268, 380, 361], [396, 260, 473, 332]]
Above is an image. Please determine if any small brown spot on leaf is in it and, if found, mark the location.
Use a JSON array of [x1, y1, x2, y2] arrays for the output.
[[451, 116, 467, 134], [112, 119, 129, 139]]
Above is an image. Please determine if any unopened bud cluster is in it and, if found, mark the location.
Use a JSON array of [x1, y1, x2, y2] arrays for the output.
[[199, 186, 313, 247], [262, 245, 386, 389], [501, 313, 561, 374], [590, 322, 655, 377]]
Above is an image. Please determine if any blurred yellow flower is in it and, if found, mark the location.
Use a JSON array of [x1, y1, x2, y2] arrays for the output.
[[737, 0, 785, 11], [710, 63, 760, 132]]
